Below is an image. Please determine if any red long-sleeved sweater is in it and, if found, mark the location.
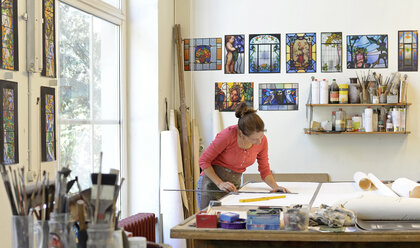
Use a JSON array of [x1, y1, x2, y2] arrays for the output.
[[199, 125, 272, 180]]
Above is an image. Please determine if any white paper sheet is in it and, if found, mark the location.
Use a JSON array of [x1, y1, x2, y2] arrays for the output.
[[219, 182, 319, 206], [392, 178, 420, 197], [312, 182, 364, 207]]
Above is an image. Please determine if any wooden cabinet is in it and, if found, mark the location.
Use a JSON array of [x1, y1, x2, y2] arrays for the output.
[[305, 103, 411, 135]]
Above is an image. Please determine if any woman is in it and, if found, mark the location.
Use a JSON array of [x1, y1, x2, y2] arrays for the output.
[[197, 102, 289, 210]]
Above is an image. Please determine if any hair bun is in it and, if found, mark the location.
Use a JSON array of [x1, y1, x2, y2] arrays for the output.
[[235, 102, 255, 119]]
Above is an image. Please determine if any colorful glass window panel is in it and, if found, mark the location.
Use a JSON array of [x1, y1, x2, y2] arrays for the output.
[[286, 33, 316, 73], [321, 32, 342, 73], [1, 0, 18, 71], [184, 38, 222, 71], [0, 80, 18, 165], [41, 87, 56, 161], [398, 31, 418, 71], [42, 0, 56, 77], [215, 82, 253, 112], [249, 34, 280, 73], [347, 35, 388, 69], [225, 35, 244, 74], [259, 83, 299, 111]]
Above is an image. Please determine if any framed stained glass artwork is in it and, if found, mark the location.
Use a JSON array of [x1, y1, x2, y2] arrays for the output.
[[184, 38, 222, 71], [347, 35, 388, 69], [225, 35, 245, 74], [0, 80, 18, 165], [249, 34, 280, 73], [215, 82, 253, 112], [42, 0, 56, 77], [0, 0, 18, 71], [321, 32, 342, 73], [286, 33, 316, 73], [398, 31, 418, 71], [41, 86, 56, 161], [259, 83, 299, 111]]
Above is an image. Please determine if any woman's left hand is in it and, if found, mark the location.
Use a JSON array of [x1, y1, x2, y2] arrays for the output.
[[270, 186, 291, 193]]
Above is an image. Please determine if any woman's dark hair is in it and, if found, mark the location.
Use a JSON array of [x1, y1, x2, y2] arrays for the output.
[[235, 102, 264, 136]]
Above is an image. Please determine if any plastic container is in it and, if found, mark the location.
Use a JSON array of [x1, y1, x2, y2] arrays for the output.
[[335, 108, 346, 132], [338, 84, 349, 104], [352, 115, 362, 132], [11, 215, 33, 248], [364, 107, 373, 132], [311, 79, 320, 104], [319, 79, 329, 104], [128, 237, 147, 248], [283, 205, 309, 231], [87, 224, 114, 248], [48, 213, 75, 248], [34, 220, 49, 248]]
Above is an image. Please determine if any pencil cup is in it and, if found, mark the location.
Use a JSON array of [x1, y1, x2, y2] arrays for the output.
[[34, 220, 49, 248], [48, 213, 73, 247], [87, 223, 114, 248], [283, 204, 309, 231], [11, 215, 33, 248]]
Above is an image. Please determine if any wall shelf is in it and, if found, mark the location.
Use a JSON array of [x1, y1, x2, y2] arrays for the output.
[[304, 129, 410, 135], [306, 103, 412, 107]]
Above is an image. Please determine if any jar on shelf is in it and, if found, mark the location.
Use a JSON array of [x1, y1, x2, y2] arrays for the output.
[[339, 84, 348, 104]]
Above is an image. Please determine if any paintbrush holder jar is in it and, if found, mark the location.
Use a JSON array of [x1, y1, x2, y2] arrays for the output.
[[283, 204, 309, 231], [349, 83, 360, 103], [11, 215, 33, 248], [87, 223, 114, 248], [34, 220, 49, 248], [48, 213, 75, 248]]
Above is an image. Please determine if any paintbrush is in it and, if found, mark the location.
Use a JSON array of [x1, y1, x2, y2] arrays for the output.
[[0, 164, 18, 215], [93, 152, 103, 224]]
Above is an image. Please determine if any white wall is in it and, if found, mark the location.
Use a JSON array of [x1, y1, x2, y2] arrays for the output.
[[177, 0, 420, 181]]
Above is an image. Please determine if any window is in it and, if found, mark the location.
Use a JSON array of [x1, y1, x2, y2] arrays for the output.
[[58, 2, 121, 190], [101, 0, 120, 9]]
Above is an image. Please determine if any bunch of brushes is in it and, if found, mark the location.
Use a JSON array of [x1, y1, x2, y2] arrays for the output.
[[356, 71, 403, 103]]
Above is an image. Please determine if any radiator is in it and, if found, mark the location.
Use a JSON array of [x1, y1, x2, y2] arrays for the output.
[[118, 213, 157, 242]]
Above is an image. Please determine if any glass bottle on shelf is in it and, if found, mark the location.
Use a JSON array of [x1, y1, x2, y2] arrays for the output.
[[331, 111, 336, 131], [329, 79, 339, 104]]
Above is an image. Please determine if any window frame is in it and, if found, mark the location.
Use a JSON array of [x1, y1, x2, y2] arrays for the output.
[[57, 0, 127, 216]]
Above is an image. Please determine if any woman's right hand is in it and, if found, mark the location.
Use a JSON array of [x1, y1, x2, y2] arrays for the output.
[[217, 181, 237, 192]]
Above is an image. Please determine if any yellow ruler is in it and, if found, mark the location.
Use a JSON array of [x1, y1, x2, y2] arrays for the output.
[[239, 195, 286, 203]]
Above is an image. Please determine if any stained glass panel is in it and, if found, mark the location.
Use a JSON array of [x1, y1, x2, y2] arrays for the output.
[[184, 38, 222, 71], [321, 32, 342, 73], [259, 83, 299, 111], [215, 82, 253, 111], [41, 87, 56, 161], [347, 35, 388, 69], [249, 34, 280, 73], [398, 31, 418, 71], [42, 0, 56, 77], [0, 80, 18, 165], [0, 0, 18, 71], [225, 35, 244, 74], [286, 33, 316, 73]]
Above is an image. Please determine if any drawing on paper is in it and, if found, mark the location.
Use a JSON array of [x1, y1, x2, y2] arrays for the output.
[[41, 87, 56, 161], [1, 0, 18, 71], [184, 38, 222, 71], [215, 82, 253, 111], [321, 32, 342, 73], [347, 35, 388, 69], [225, 35, 245, 74], [249, 34, 280, 73], [398, 31, 418, 71], [1, 80, 18, 164], [259, 83, 299, 111], [286, 33, 316, 73]]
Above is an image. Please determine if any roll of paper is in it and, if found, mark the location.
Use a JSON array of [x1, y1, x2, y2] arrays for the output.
[[392, 178, 420, 198], [341, 195, 420, 220], [311, 79, 320, 104], [160, 129, 186, 248], [353, 172, 372, 190], [367, 173, 398, 197], [364, 108, 373, 132], [319, 79, 329, 104], [212, 110, 223, 138]]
